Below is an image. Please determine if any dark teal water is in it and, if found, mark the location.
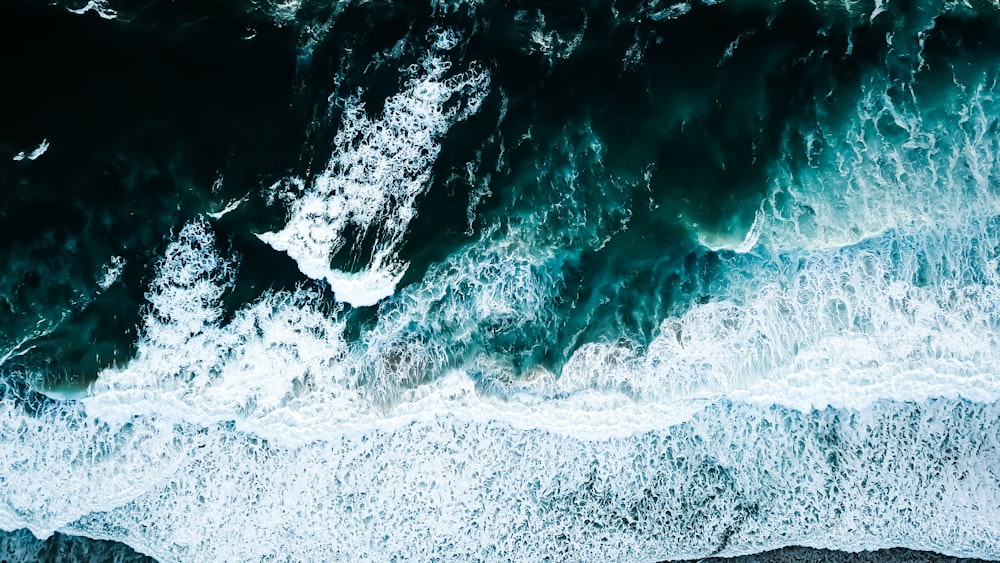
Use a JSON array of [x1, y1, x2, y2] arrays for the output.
[[2, 0, 1000, 560], [1, 0, 876, 386], [2, 0, 994, 388]]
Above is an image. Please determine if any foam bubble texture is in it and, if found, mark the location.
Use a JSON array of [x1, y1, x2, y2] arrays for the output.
[[5, 13, 1000, 560], [357, 234, 567, 404], [560, 220, 1000, 410], [258, 39, 490, 307], [351, 120, 638, 402], [64, 1, 117, 19], [749, 72, 1000, 252], [1, 213, 992, 560], [0, 394, 996, 561], [597, 69, 1000, 409], [90, 221, 360, 431]]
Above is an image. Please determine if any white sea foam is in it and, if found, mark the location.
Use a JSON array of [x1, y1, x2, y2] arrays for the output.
[[97, 256, 125, 291], [605, 65, 1000, 400], [347, 120, 636, 407], [66, 102, 1000, 556], [650, 3, 692, 20], [7, 218, 1000, 560], [707, 71, 1000, 253], [258, 38, 490, 307], [89, 221, 361, 433], [12, 140, 49, 162], [65, 1, 117, 19], [567, 222, 1000, 412], [206, 196, 246, 220], [640, 71, 1000, 411], [0, 391, 995, 561], [0, 197, 997, 560], [3, 24, 1000, 563], [517, 9, 588, 65]]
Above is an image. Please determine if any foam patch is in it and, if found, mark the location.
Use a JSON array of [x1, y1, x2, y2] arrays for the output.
[[258, 37, 490, 307]]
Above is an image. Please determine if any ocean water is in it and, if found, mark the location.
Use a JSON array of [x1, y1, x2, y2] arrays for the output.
[[1, 0, 999, 560], [0, 529, 992, 563]]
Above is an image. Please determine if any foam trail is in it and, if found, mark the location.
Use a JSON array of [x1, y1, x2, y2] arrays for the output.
[[68, 97, 1000, 555], [259, 36, 489, 307], [98, 257, 125, 291], [206, 196, 246, 220], [89, 220, 360, 432], [12, 140, 49, 162], [345, 120, 646, 407], [8, 213, 1000, 558], [65, 1, 117, 19]]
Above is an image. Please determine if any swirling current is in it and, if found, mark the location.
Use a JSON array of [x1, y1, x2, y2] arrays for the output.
[[1, 0, 999, 561]]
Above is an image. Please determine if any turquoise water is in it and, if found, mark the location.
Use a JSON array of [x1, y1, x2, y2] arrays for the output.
[[1, 0, 999, 560]]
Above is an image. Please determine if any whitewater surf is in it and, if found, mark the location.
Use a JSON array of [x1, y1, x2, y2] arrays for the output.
[[0, 0, 998, 560]]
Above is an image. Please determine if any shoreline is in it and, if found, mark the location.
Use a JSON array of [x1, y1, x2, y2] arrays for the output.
[[2, 529, 994, 563]]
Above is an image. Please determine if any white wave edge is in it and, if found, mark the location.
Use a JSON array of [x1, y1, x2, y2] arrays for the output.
[[89, 198, 1000, 438], [695, 69, 1000, 255], [258, 40, 490, 307], [0, 393, 995, 562]]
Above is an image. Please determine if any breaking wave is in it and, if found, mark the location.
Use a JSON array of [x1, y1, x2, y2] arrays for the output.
[[3, 0, 1000, 561]]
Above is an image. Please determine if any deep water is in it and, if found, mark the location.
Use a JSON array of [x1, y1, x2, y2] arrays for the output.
[[1, 0, 999, 560]]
